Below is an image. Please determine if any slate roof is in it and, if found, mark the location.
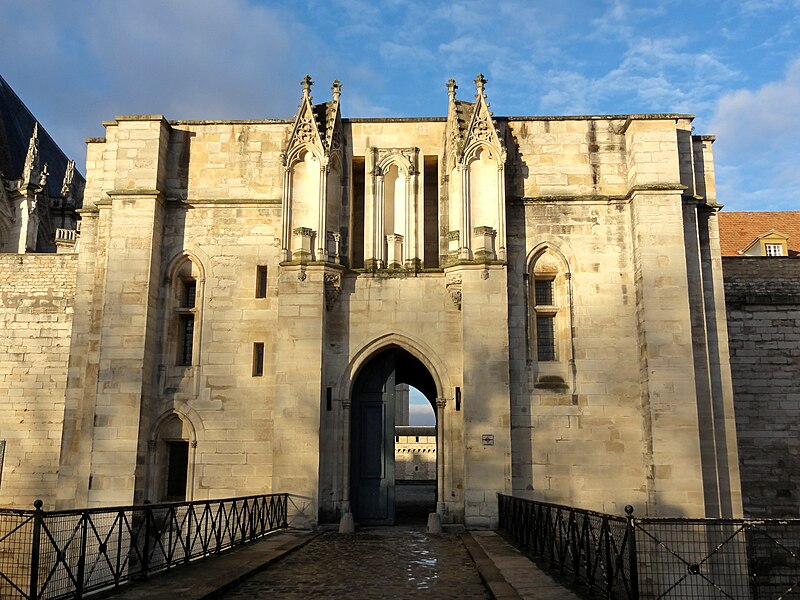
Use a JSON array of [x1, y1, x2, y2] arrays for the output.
[[0, 74, 84, 199], [717, 211, 800, 257]]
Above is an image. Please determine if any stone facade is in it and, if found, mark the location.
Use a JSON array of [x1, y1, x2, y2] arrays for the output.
[[0, 76, 744, 527], [0, 254, 77, 507], [723, 256, 800, 517]]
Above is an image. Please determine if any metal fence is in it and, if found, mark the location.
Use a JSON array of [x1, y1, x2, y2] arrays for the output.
[[498, 494, 800, 599], [0, 493, 288, 600], [497, 493, 638, 598]]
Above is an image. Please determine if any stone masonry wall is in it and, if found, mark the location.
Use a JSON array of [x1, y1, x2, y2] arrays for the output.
[[723, 256, 800, 517], [0, 253, 77, 508]]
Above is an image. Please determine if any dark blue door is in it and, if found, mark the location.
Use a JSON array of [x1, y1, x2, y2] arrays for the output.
[[351, 351, 396, 524]]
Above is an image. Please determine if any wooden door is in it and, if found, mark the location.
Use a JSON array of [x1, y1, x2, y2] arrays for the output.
[[351, 351, 396, 524]]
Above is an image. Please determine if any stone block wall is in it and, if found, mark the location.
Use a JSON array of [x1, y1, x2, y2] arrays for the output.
[[723, 257, 800, 517], [0, 253, 77, 508]]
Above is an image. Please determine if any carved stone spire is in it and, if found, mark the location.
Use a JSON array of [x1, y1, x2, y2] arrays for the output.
[[301, 75, 314, 102], [446, 78, 458, 101], [474, 73, 487, 100], [331, 80, 342, 103], [21, 123, 41, 188], [61, 159, 75, 199]]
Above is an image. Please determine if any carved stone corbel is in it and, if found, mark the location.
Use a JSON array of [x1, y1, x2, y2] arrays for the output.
[[324, 272, 342, 311], [446, 273, 462, 310]]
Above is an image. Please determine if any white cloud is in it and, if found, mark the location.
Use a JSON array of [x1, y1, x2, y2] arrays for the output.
[[0, 0, 333, 169], [408, 403, 436, 427], [710, 59, 800, 210], [710, 59, 800, 147], [539, 36, 738, 115]]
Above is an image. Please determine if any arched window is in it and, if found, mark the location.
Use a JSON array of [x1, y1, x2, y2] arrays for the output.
[[529, 248, 574, 391], [169, 255, 204, 367]]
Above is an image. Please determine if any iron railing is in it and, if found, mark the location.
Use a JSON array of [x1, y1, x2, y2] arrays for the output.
[[498, 493, 638, 598], [498, 494, 800, 599], [0, 493, 288, 600]]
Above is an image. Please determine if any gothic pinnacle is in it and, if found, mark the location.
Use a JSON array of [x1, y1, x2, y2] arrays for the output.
[[446, 78, 458, 100], [301, 75, 314, 100], [474, 73, 487, 98], [331, 80, 342, 102]]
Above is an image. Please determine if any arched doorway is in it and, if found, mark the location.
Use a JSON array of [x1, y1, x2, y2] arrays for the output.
[[148, 412, 195, 503], [350, 347, 437, 525]]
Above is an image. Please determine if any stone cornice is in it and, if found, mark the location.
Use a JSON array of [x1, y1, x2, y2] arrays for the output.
[[170, 119, 291, 126], [621, 115, 694, 133], [278, 260, 346, 272], [170, 197, 282, 207], [513, 184, 688, 206], [515, 194, 627, 205], [106, 189, 162, 197], [625, 184, 688, 199]]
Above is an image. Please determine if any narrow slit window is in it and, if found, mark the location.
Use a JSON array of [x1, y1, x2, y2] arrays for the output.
[[255, 266, 268, 298], [252, 342, 265, 377], [179, 315, 194, 366]]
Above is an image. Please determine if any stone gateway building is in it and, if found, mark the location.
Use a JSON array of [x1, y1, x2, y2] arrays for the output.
[[0, 76, 744, 528]]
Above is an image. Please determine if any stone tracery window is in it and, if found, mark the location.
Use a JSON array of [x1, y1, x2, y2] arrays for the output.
[[170, 256, 203, 368], [533, 278, 557, 361], [529, 248, 574, 390]]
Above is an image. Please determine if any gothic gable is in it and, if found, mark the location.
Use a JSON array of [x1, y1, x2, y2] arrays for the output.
[[462, 74, 504, 164], [444, 74, 505, 171], [285, 76, 343, 169]]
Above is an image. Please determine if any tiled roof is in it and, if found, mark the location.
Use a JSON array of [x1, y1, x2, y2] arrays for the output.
[[0, 74, 84, 198], [717, 211, 800, 257]]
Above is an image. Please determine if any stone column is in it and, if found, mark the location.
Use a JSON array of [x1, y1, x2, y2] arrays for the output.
[[318, 165, 329, 260], [339, 398, 354, 532], [372, 168, 385, 269], [496, 161, 507, 262], [435, 397, 447, 514], [280, 164, 292, 261], [459, 165, 471, 259], [340, 398, 352, 510]]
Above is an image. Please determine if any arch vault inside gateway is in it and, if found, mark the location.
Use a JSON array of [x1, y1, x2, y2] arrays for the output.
[[349, 348, 437, 525]]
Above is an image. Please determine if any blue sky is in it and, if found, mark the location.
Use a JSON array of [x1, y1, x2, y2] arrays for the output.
[[2, 0, 799, 210], [409, 388, 435, 426]]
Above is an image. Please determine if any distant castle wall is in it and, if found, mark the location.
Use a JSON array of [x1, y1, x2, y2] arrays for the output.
[[724, 256, 800, 517], [0, 253, 77, 507], [395, 426, 436, 482]]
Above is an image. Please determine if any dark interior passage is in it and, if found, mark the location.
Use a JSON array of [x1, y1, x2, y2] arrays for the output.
[[351, 347, 438, 525]]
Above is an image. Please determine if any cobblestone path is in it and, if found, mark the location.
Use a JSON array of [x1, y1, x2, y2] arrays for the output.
[[220, 527, 490, 599]]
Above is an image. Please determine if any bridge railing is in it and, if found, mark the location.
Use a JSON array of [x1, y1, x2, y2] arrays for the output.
[[0, 493, 288, 600], [498, 493, 638, 598], [498, 494, 800, 599]]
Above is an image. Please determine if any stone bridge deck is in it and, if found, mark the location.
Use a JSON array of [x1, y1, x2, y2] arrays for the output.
[[107, 526, 581, 600]]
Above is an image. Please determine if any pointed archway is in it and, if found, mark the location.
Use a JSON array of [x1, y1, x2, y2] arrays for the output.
[[349, 347, 437, 525]]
